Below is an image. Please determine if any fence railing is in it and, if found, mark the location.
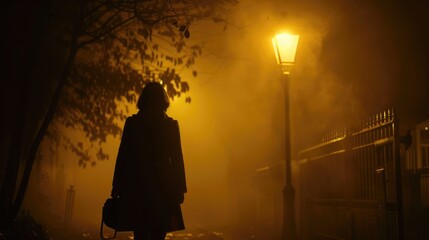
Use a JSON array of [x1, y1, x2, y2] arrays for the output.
[[298, 108, 403, 240]]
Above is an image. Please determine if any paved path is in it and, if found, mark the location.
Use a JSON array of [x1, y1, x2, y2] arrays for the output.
[[102, 225, 234, 240]]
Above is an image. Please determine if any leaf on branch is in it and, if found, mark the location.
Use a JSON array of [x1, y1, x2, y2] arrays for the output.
[[181, 81, 190, 92], [184, 29, 190, 39], [137, 29, 150, 39]]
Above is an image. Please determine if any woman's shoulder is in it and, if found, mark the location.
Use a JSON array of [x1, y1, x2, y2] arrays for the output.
[[126, 114, 138, 122], [165, 115, 178, 125], [123, 114, 141, 127]]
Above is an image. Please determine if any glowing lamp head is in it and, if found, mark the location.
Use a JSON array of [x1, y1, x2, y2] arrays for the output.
[[272, 33, 299, 74]]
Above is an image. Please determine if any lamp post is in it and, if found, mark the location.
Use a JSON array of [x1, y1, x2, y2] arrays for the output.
[[272, 33, 299, 240]]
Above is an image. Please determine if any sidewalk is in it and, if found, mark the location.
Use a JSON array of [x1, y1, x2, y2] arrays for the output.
[[103, 226, 234, 240], [104, 231, 230, 240]]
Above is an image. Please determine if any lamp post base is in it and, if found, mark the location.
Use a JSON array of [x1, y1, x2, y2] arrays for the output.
[[283, 184, 297, 240]]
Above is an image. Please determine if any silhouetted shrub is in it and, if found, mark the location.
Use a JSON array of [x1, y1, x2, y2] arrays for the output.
[[2, 211, 51, 240]]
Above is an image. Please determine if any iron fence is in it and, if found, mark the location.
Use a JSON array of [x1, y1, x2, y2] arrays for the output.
[[298, 108, 403, 240]]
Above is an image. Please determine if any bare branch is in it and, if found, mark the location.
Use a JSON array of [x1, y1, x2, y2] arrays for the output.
[[77, 15, 136, 48]]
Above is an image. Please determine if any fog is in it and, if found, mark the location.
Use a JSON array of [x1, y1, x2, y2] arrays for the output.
[[24, 0, 429, 235]]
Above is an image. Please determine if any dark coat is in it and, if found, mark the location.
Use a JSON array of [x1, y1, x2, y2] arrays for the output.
[[112, 111, 187, 232]]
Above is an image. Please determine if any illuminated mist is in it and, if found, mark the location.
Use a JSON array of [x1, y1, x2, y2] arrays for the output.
[[23, 0, 429, 237]]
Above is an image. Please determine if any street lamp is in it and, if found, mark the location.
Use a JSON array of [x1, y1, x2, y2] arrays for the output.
[[273, 33, 299, 74], [272, 33, 299, 240]]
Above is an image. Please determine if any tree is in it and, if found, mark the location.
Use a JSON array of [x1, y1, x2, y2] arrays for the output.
[[0, 0, 237, 230]]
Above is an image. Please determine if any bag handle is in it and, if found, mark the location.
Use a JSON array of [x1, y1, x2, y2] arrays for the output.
[[100, 215, 117, 240]]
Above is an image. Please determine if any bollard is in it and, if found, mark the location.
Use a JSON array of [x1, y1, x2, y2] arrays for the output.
[[64, 185, 75, 227]]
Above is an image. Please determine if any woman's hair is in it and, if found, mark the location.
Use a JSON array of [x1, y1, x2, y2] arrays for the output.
[[137, 82, 170, 112]]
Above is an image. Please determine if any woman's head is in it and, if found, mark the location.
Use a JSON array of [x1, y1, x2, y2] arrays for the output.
[[137, 82, 170, 112]]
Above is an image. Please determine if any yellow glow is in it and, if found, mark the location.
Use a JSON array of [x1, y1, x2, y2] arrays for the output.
[[272, 33, 299, 65]]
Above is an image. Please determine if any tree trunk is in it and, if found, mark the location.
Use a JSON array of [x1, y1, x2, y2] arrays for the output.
[[0, 0, 50, 230], [10, 43, 79, 221]]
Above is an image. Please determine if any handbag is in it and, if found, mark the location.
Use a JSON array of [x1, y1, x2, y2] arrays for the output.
[[100, 197, 133, 239]]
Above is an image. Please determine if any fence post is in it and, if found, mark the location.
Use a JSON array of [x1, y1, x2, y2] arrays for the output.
[[376, 168, 387, 240], [64, 185, 75, 227]]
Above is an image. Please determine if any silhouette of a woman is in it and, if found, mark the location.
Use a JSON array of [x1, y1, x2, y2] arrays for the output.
[[112, 82, 187, 240]]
